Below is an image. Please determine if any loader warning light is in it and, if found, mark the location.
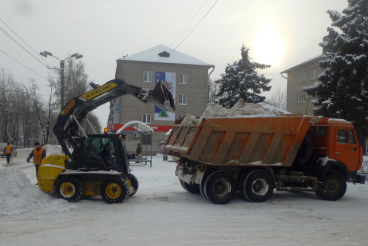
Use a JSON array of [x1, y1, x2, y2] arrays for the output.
[[118, 134, 121, 140], [104, 127, 108, 134]]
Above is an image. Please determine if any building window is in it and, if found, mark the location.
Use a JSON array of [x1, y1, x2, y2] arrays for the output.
[[298, 73, 306, 84], [179, 73, 188, 84], [298, 93, 305, 103], [114, 103, 120, 111], [178, 94, 187, 105], [311, 69, 317, 80], [143, 71, 152, 83], [114, 111, 120, 123], [142, 113, 151, 124]]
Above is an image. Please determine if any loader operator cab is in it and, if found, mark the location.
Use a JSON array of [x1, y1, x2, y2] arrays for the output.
[[80, 134, 129, 173]]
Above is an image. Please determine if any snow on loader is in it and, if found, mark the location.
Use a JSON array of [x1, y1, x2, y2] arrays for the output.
[[37, 79, 175, 203]]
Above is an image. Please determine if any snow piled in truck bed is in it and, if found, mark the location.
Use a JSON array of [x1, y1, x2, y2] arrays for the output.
[[180, 99, 290, 126], [0, 164, 75, 215]]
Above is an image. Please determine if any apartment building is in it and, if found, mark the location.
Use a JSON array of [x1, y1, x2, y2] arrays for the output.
[[281, 55, 324, 115], [110, 45, 214, 153]]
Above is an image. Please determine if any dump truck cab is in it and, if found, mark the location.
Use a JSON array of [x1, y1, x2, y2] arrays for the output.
[[309, 118, 364, 183]]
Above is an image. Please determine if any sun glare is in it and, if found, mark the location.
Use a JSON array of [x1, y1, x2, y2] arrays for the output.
[[252, 28, 283, 66]]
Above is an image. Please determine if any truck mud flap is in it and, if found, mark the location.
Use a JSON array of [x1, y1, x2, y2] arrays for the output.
[[353, 174, 366, 184], [176, 164, 205, 185]]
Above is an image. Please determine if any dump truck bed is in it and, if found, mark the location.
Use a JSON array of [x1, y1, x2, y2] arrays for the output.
[[164, 115, 311, 166]]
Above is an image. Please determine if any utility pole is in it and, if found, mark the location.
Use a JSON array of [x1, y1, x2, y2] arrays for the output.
[[60, 60, 65, 111], [39, 51, 83, 110]]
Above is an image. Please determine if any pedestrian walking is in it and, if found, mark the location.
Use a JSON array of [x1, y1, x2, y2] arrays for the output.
[[3, 143, 13, 164], [26, 142, 46, 185]]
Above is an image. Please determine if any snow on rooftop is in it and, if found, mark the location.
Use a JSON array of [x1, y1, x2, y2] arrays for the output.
[[117, 45, 214, 67], [282, 54, 324, 73]]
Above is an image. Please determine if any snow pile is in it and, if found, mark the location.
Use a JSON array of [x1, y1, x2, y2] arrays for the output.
[[0, 165, 75, 215], [180, 99, 289, 126], [180, 113, 200, 126], [362, 156, 368, 181], [43, 144, 62, 154]]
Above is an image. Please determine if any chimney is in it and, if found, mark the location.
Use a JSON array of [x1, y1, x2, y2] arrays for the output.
[[158, 51, 170, 57]]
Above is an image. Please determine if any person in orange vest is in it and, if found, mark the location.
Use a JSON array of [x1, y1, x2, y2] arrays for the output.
[[26, 142, 46, 184], [3, 143, 13, 164]]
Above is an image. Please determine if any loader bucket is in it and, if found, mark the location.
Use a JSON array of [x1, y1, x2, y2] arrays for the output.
[[150, 80, 176, 112]]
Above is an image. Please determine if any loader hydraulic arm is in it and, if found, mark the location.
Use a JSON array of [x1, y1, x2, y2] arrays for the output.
[[53, 78, 175, 167]]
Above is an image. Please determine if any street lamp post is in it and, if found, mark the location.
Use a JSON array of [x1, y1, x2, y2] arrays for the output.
[[40, 51, 83, 110]]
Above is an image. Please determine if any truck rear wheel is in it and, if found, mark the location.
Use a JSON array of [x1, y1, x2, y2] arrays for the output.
[[203, 171, 236, 205], [316, 171, 346, 201], [54, 176, 83, 203], [199, 179, 210, 201], [180, 180, 200, 194], [242, 170, 274, 202], [128, 173, 139, 197], [100, 176, 129, 204]]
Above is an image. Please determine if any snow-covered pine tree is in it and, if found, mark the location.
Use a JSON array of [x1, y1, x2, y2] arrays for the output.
[[215, 46, 272, 108], [304, 0, 368, 141]]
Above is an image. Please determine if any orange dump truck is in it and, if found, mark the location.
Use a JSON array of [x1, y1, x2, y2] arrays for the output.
[[164, 115, 365, 204]]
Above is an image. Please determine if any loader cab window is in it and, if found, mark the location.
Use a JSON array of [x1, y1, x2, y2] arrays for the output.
[[118, 138, 129, 169], [81, 137, 118, 169]]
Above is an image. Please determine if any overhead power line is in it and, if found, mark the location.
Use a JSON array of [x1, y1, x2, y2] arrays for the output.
[[0, 26, 49, 68], [170, 0, 219, 54], [0, 50, 47, 80], [169, 0, 210, 48], [0, 18, 52, 67]]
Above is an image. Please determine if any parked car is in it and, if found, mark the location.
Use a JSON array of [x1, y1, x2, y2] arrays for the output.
[[0, 143, 17, 157]]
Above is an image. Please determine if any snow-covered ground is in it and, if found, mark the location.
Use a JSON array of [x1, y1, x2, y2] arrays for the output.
[[1, 149, 368, 246]]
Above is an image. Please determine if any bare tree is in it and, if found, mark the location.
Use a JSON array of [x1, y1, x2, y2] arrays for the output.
[[0, 62, 101, 146], [28, 79, 47, 144], [45, 77, 59, 144], [208, 79, 219, 103], [265, 88, 287, 111]]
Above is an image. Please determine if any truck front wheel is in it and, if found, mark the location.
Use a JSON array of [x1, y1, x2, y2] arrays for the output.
[[203, 171, 236, 205], [316, 172, 346, 201], [242, 170, 274, 202]]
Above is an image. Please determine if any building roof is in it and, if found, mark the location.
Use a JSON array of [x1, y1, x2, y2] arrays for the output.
[[281, 54, 324, 73], [117, 45, 214, 67]]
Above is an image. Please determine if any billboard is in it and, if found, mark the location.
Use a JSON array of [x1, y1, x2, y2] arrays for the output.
[[154, 72, 176, 121]]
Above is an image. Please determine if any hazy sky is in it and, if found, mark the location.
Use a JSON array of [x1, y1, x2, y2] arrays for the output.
[[1, 0, 349, 128]]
